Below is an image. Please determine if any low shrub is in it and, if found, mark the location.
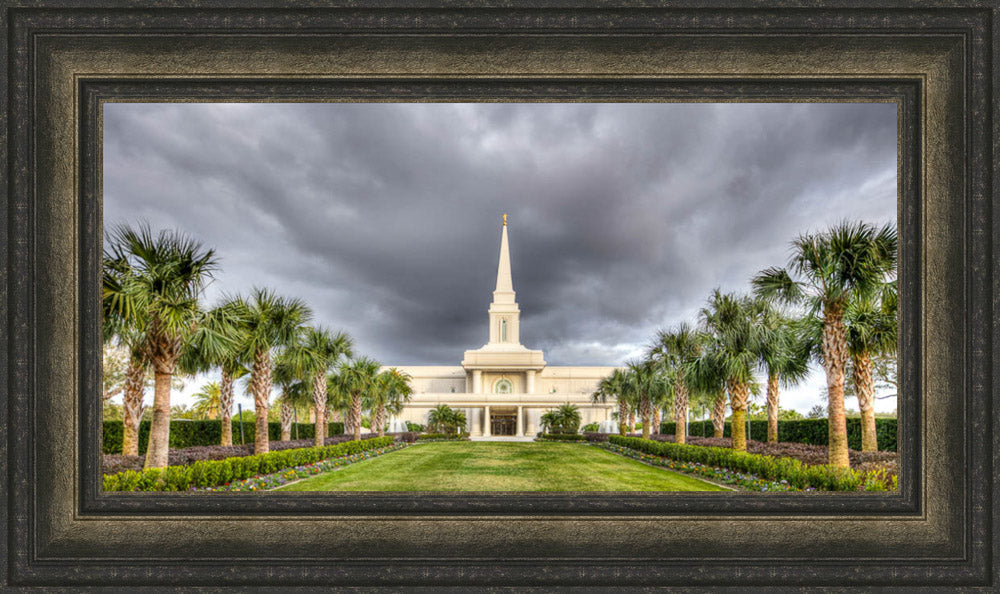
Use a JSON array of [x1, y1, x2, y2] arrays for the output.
[[405, 422, 425, 432], [581, 423, 600, 432], [103, 436, 394, 492], [660, 418, 898, 452], [537, 433, 586, 442], [416, 433, 470, 441], [608, 435, 891, 492], [103, 420, 346, 454], [582, 432, 611, 442]]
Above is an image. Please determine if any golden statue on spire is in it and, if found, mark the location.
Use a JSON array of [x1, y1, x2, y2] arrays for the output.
[[503, 213, 508, 226]]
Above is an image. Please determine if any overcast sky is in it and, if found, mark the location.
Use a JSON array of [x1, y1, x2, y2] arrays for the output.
[[103, 102, 897, 414]]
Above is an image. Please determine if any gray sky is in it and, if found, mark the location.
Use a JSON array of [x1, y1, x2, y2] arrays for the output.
[[103, 102, 897, 414]]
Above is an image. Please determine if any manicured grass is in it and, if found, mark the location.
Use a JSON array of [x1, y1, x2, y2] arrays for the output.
[[276, 441, 728, 491]]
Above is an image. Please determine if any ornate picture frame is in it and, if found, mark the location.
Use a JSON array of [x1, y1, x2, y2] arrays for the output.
[[1, 1, 996, 588]]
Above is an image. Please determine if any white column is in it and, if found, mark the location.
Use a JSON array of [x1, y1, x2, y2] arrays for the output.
[[483, 406, 491, 436], [525, 370, 536, 394], [516, 406, 524, 436], [472, 370, 482, 394]]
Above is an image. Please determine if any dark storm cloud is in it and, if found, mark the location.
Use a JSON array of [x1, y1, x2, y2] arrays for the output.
[[104, 102, 896, 371]]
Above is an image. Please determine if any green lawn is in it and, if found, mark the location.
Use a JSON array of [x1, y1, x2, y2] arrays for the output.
[[276, 441, 728, 491]]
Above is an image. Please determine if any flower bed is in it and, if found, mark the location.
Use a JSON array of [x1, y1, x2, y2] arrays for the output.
[[196, 443, 407, 491], [103, 436, 396, 492], [608, 435, 896, 492]]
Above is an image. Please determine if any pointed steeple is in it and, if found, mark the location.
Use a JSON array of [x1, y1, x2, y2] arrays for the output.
[[493, 214, 514, 300]]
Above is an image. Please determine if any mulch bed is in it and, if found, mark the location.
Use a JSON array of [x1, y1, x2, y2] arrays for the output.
[[103, 434, 382, 475], [642, 433, 898, 477]]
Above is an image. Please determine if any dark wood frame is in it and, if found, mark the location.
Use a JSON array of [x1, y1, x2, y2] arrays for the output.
[[1, 1, 996, 589]]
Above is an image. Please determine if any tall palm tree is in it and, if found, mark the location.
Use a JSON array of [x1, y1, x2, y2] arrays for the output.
[[338, 357, 382, 441], [754, 306, 811, 443], [178, 299, 250, 445], [625, 359, 669, 440], [103, 223, 227, 469], [286, 327, 353, 447], [844, 281, 897, 451], [191, 382, 222, 420], [592, 368, 629, 435], [233, 288, 313, 454], [697, 290, 766, 452], [372, 368, 413, 437], [650, 323, 702, 444], [326, 370, 352, 431], [753, 220, 896, 467]]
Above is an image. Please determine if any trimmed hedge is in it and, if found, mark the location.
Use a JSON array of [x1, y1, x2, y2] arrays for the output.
[[537, 433, 587, 442], [416, 433, 470, 441], [609, 435, 892, 491], [102, 420, 345, 454], [103, 436, 394, 492], [659, 418, 897, 452]]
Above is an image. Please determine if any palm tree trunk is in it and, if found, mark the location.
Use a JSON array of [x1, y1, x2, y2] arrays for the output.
[[219, 370, 234, 446], [351, 394, 363, 441], [279, 401, 292, 441], [728, 380, 750, 452], [617, 399, 628, 436], [821, 306, 851, 468], [766, 373, 780, 443], [313, 373, 328, 447], [143, 370, 173, 469], [121, 356, 146, 456], [674, 381, 689, 445], [853, 352, 878, 452], [712, 391, 726, 438], [251, 348, 272, 455], [628, 410, 636, 434], [652, 408, 661, 435], [376, 404, 387, 437], [639, 395, 652, 439]]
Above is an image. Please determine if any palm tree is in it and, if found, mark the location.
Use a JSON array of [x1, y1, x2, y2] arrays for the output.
[[372, 368, 413, 437], [191, 382, 222, 420], [754, 306, 811, 443], [338, 357, 381, 441], [103, 223, 227, 469], [326, 370, 352, 431], [592, 368, 629, 435], [178, 299, 250, 445], [625, 359, 669, 440], [697, 290, 766, 452], [281, 327, 353, 447], [753, 220, 896, 467], [427, 404, 463, 435], [233, 288, 312, 454], [650, 323, 701, 444], [844, 282, 897, 451]]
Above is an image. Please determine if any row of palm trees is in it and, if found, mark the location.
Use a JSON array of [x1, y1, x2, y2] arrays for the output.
[[593, 220, 897, 468], [102, 223, 413, 470]]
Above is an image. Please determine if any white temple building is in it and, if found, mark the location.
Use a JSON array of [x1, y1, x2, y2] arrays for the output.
[[389, 216, 618, 436]]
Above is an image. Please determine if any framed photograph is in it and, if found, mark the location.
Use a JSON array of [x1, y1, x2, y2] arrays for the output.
[[2, 1, 996, 589]]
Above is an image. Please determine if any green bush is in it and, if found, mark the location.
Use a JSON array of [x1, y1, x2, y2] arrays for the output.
[[103, 436, 394, 491], [416, 433, 469, 441], [581, 422, 600, 432], [608, 435, 886, 491], [102, 420, 346, 454], [538, 433, 586, 441], [405, 422, 425, 432], [659, 418, 897, 452]]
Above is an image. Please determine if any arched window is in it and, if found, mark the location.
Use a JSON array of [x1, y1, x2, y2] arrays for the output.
[[494, 379, 513, 394], [500, 319, 507, 342]]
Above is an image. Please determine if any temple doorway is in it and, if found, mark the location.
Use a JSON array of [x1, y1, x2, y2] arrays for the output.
[[490, 412, 517, 436]]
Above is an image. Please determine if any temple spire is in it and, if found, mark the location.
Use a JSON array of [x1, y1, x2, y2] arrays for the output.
[[494, 216, 514, 298]]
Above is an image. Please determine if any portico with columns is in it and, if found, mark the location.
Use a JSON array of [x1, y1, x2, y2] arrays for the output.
[[388, 216, 618, 436]]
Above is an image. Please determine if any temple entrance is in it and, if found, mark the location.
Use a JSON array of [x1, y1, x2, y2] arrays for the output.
[[490, 412, 517, 436]]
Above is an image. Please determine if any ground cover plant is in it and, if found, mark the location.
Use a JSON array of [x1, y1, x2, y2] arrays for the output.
[[608, 435, 896, 491], [103, 433, 378, 475], [276, 441, 728, 492], [103, 436, 394, 491], [642, 434, 897, 479]]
